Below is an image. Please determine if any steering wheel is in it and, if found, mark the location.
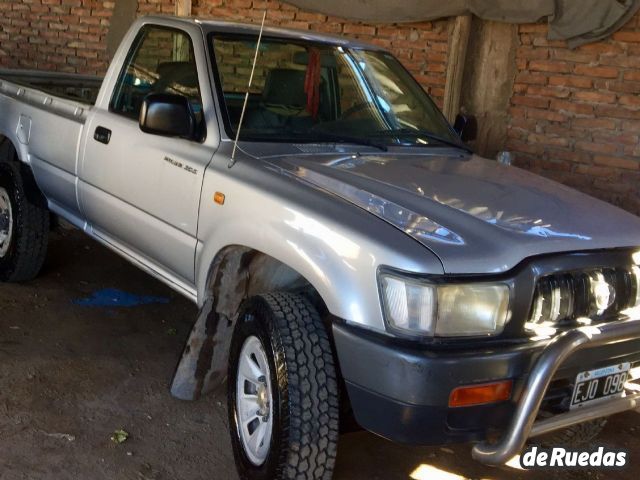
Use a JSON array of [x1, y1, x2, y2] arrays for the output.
[[340, 102, 374, 120]]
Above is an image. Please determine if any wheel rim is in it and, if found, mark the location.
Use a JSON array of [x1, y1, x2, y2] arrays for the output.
[[0, 187, 13, 258], [235, 335, 273, 466]]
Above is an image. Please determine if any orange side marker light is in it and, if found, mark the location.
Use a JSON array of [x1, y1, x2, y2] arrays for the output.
[[214, 192, 225, 205], [449, 380, 513, 408]]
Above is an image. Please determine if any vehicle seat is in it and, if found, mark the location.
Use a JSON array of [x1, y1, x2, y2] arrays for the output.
[[155, 61, 199, 93], [245, 68, 328, 131]]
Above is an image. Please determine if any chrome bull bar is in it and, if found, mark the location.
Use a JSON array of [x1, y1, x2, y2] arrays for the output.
[[472, 316, 640, 466]]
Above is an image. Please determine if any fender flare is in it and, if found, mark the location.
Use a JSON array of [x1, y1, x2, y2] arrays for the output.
[[170, 246, 314, 400]]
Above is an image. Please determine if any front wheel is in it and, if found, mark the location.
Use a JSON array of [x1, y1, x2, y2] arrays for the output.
[[228, 292, 339, 480]]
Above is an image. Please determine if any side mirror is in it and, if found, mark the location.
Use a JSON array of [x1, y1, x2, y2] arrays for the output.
[[453, 114, 477, 143], [139, 93, 195, 139]]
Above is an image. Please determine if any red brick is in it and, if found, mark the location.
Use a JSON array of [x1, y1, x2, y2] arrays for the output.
[[622, 121, 640, 133], [596, 105, 640, 120], [550, 99, 593, 115], [623, 71, 640, 81], [516, 73, 548, 85], [592, 132, 639, 146], [573, 65, 619, 79], [527, 85, 570, 98], [527, 108, 568, 122], [505, 139, 544, 156], [538, 158, 572, 172], [603, 81, 640, 94], [512, 95, 549, 108], [573, 91, 616, 103], [342, 24, 376, 36], [612, 31, 640, 43], [548, 75, 593, 89], [593, 156, 639, 170], [79, 16, 100, 25], [513, 83, 528, 94], [572, 118, 617, 130], [575, 165, 618, 178], [544, 125, 580, 138], [527, 133, 569, 147], [576, 141, 618, 154], [620, 94, 640, 107], [529, 60, 571, 73], [516, 46, 549, 60], [577, 42, 624, 55], [532, 37, 567, 48], [552, 50, 593, 63]]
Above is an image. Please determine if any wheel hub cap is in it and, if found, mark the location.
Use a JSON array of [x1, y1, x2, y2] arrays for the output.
[[236, 336, 273, 466], [0, 187, 13, 258]]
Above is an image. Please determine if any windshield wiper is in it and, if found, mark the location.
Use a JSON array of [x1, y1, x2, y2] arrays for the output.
[[369, 128, 471, 152], [304, 131, 388, 152]]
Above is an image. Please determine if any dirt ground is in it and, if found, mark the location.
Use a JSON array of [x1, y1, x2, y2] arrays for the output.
[[0, 228, 638, 480]]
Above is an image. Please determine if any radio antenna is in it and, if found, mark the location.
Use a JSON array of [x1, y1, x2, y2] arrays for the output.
[[229, 10, 267, 168]]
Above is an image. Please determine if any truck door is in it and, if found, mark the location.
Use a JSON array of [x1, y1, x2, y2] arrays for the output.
[[79, 24, 217, 288]]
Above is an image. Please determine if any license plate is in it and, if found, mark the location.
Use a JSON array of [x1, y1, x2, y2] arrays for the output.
[[570, 363, 630, 409]]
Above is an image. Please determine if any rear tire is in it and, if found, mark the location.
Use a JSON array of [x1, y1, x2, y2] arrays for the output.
[[0, 159, 49, 282], [228, 292, 339, 480]]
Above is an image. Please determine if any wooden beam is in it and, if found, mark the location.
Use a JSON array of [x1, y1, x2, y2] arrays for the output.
[[442, 14, 472, 123], [174, 0, 192, 60], [175, 0, 192, 17], [460, 21, 518, 157], [106, 0, 137, 59]]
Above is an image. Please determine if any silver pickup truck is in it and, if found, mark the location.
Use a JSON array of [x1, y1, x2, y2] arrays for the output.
[[1, 15, 640, 480]]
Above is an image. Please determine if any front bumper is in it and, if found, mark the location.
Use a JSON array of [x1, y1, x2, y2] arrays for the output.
[[333, 317, 640, 457], [473, 316, 640, 465]]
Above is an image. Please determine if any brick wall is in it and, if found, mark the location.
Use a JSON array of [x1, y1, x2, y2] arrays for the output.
[[0, 0, 113, 75], [507, 14, 640, 215], [1, 0, 639, 214]]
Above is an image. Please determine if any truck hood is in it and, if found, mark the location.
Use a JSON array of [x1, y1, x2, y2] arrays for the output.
[[268, 152, 640, 274]]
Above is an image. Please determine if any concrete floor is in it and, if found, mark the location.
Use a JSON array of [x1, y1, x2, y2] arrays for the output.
[[0, 228, 638, 480]]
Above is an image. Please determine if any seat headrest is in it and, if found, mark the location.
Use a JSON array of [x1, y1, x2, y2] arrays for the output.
[[156, 61, 199, 89], [262, 69, 307, 108]]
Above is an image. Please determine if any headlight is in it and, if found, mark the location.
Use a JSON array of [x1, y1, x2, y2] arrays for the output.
[[379, 272, 510, 337]]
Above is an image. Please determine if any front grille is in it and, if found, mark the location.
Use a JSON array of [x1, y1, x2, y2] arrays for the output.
[[528, 266, 640, 326]]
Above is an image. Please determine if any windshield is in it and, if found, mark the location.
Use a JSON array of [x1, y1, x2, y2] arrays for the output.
[[210, 35, 463, 149]]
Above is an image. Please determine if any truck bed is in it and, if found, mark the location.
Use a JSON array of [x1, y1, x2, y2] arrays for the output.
[[0, 68, 98, 219], [0, 69, 102, 105]]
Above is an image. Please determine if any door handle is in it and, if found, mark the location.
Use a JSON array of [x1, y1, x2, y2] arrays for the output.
[[94, 126, 112, 145]]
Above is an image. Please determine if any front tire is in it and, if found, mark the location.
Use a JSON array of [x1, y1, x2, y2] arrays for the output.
[[0, 161, 49, 282], [228, 292, 339, 480], [539, 418, 607, 447]]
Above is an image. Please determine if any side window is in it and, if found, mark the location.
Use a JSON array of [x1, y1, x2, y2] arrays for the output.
[[110, 26, 203, 122]]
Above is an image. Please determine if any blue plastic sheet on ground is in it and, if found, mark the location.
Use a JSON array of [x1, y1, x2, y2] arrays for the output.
[[73, 288, 170, 307]]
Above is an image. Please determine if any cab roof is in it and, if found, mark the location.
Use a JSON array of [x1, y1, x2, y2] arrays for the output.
[[145, 15, 384, 51]]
